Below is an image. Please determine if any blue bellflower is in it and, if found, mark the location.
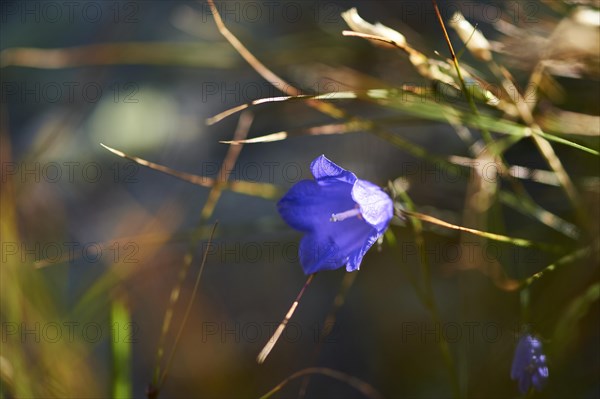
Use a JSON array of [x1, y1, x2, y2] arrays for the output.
[[278, 155, 394, 274], [511, 334, 549, 394]]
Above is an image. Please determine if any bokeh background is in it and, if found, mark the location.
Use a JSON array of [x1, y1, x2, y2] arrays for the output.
[[1, 1, 599, 398]]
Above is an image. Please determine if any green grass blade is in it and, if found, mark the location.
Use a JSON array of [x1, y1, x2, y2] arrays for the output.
[[111, 295, 132, 399]]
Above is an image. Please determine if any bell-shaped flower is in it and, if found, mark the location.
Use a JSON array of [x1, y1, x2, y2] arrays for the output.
[[511, 334, 549, 394], [277, 155, 394, 274]]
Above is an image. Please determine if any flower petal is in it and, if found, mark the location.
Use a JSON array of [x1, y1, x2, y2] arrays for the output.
[[511, 334, 549, 394], [518, 374, 531, 394], [277, 179, 355, 233], [299, 208, 377, 273], [299, 233, 346, 274], [534, 367, 548, 390], [352, 179, 394, 231], [511, 336, 530, 379], [310, 155, 357, 185], [323, 214, 377, 272], [345, 229, 381, 272]]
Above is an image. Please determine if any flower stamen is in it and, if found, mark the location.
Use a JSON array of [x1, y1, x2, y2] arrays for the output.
[[330, 207, 361, 222]]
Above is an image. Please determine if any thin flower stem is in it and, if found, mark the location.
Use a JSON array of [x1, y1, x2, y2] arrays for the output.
[[259, 367, 383, 399], [257, 274, 315, 364]]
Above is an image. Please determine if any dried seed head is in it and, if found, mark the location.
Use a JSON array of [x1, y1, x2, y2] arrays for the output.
[[342, 8, 406, 48], [449, 12, 492, 62]]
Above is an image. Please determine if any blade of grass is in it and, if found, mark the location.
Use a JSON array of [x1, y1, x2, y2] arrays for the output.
[[498, 191, 579, 240], [111, 293, 132, 399], [201, 111, 253, 218], [553, 282, 600, 355], [100, 143, 282, 200], [220, 121, 368, 145], [205, 90, 599, 156], [399, 209, 562, 253], [257, 274, 314, 364], [156, 222, 218, 390], [206, 92, 357, 126], [522, 241, 599, 287]]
